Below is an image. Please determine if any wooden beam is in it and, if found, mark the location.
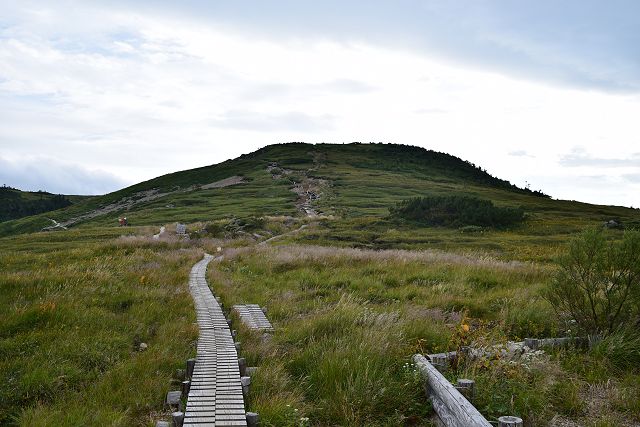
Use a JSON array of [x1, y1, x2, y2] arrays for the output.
[[413, 354, 491, 427]]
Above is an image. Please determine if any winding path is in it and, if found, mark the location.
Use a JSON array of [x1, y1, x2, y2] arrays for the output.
[[184, 255, 247, 427]]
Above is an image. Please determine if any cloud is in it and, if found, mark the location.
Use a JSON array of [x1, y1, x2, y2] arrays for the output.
[[559, 148, 640, 167], [210, 110, 335, 132], [106, 0, 640, 93], [414, 108, 447, 115], [508, 150, 535, 158], [0, 2, 639, 208], [0, 156, 129, 195], [623, 173, 640, 183], [318, 79, 376, 94]]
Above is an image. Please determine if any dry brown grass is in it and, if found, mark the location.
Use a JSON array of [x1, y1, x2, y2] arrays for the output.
[[225, 243, 544, 272]]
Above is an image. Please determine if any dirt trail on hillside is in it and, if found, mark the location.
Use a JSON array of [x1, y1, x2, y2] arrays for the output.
[[267, 151, 330, 217], [258, 223, 308, 246], [42, 176, 246, 231]]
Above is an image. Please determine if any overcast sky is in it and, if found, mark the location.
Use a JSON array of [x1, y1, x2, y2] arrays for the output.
[[1, 1, 639, 207]]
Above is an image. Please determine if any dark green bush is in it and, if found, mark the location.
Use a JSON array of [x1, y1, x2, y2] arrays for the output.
[[389, 195, 524, 228]]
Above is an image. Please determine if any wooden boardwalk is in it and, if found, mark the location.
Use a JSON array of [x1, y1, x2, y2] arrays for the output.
[[185, 255, 247, 427], [232, 304, 274, 331]]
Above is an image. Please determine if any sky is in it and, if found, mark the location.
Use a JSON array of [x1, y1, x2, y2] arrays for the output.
[[1, 1, 639, 207]]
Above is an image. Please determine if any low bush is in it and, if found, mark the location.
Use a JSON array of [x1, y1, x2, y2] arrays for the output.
[[389, 195, 525, 228]]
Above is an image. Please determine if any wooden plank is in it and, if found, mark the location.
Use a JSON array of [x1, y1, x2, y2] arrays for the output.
[[232, 304, 274, 331], [185, 255, 247, 427], [413, 354, 491, 427]]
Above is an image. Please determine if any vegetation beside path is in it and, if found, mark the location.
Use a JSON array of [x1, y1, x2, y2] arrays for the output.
[[211, 243, 640, 426], [0, 228, 214, 425]]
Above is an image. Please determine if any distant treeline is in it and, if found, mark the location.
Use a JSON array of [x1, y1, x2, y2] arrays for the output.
[[0, 186, 72, 222], [390, 195, 525, 228]]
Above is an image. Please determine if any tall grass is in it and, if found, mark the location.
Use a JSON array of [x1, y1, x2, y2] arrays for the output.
[[0, 229, 202, 426], [209, 244, 561, 426]]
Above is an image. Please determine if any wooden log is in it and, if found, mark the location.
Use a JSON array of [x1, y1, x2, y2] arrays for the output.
[[498, 416, 523, 426], [171, 411, 184, 427], [246, 412, 259, 427], [186, 358, 196, 379], [413, 354, 491, 427], [456, 379, 475, 401]]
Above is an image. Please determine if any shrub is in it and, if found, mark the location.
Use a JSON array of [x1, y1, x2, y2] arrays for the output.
[[544, 229, 640, 336], [389, 195, 524, 228]]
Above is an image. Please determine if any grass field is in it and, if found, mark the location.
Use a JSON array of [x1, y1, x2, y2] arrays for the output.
[[1, 143, 640, 426], [0, 228, 212, 425], [211, 244, 640, 426]]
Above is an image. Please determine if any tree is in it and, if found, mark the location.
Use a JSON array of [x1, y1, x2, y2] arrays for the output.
[[545, 229, 640, 336]]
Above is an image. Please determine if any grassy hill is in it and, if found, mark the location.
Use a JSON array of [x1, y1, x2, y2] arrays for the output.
[[1, 143, 640, 426], [2, 143, 638, 261]]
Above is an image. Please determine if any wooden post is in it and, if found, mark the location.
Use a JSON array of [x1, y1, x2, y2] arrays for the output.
[[456, 379, 475, 401], [498, 416, 523, 426], [181, 380, 190, 399], [238, 357, 247, 376], [172, 411, 184, 427], [246, 412, 259, 427], [235, 342, 241, 351], [232, 329, 237, 339], [261, 306, 268, 314], [430, 354, 449, 372], [186, 358, 196, 379], [241, 376, 251, 396]]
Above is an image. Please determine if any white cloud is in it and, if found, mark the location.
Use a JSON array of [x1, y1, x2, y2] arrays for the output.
[[0, 156, 129, 195], [0, 2, 639, 207]]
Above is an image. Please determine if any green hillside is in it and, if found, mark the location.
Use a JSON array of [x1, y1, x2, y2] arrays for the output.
[[2, 143, 638, 261], [0, 186, 89, 223], [2, 143, 640, 426]]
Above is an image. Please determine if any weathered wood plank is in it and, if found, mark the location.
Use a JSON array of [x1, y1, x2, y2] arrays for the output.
[[232, 304, 274, 331], [413, 354, 491, 427], [185, 255, 247, 427]]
